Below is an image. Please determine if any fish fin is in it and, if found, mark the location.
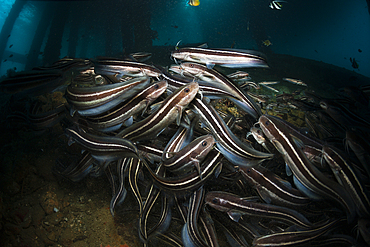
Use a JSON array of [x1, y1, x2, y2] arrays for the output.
[[148, 101, 163, 114], [197, 43, 208, 48], [99, 124, 123, 133], [189, 55, 201, 61], [198, 90, 204, 100], [162, 151, 176, 160], [228, 211, 242, 222], [69, 107, 76, 117], [123, 116, 133, 127], [240, 196, 259, 202], [109, 201, 115, 217], [262, 143, 273, 153], [179, 120, 191, 129], [291, 135, 305, 149], [206, 62, 215, 69], [286, 163, 292, 176], [182, 112, 191, 126], [331, 169, 344, 186], [203, 96, 211, 104], [257, 187, 272, 204], [192, 159, 202, 179], [68, 137, 75, 146], [141, 101, 150, 116], [215, 163, 222, 178], [246, 132, 252, 138], [176, 106, 183, 126], [156, 127, 167, 138], [277, 177, 293, 189], [293, 176, 322, 200], [181, 223, 192, 247]]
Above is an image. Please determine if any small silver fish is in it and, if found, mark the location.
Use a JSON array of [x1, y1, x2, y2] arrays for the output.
[[259, 82, 279, 93], [283, 77, 307, 86]]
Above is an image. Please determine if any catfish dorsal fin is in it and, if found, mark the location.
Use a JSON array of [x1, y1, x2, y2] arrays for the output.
[[197, 43, 208, 48]]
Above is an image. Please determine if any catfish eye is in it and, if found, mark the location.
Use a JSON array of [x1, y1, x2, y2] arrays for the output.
[[257, 130, 261, 134], [247, 169, 251, 173], [201, 141, 207, 146], [265, 121, 269, 126], [184, 88, 190, 93], [212, 198, 219, 204], [154, 84, 159, 89], [190, 64, 194, 68]]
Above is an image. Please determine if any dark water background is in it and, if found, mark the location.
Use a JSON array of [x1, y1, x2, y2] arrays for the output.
[[0, 0, 369, 78]]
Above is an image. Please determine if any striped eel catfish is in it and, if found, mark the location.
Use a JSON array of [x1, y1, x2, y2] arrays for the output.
[[258, 115, 356, 223], [191, 96, 273, 167], [252, 218, 346, 247], [65, 127, 139, 163], [105, 162, 118, 204], [154, 232, 183, 247], [156, 64, 242, 101], [176, 62, 263, 119], [138, 165, 165, 244], [109, 158, 128, 216], [259, 83, 279, 93], [162, 134, 215, 175], [199, 209, 219, 247], [320, 99, 370, 131], [171, 47, 269, 69], [0, 69, 64, 95], [117, 81, 199, 142], [213, 215, 250, 247], [7, 104, 67, 132], [227, 70, 251, 81], [93, 58, 162, 79], [162, 124, 194, 161], [54, 150, 94, 182], [267, 115, 324, 150], [308, 234, 358, 247], [145, 195, 173, 244], [322, 146, 370, 218], [127, 52, 152, 62], [137, 144, 163, 164], [247, 126, 273, 153], [205, 191, 313, 229], [239, 165, 310, 207], [127, 158, 144, 216], [171, 64, 264, 104], [142, 150, 223, 195], [66, 76, 150, 115], [181, 186, 209, 247], [33, 57, 92, 73], [345, 130, 370, 178], [84, 80, 167, 132], [282, 77, 307, 87], [358, 218, 370, 246]]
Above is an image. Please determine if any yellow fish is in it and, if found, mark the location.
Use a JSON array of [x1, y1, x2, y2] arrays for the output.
[[188, 0, 200, 6], [262, 40, 272, 46]]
